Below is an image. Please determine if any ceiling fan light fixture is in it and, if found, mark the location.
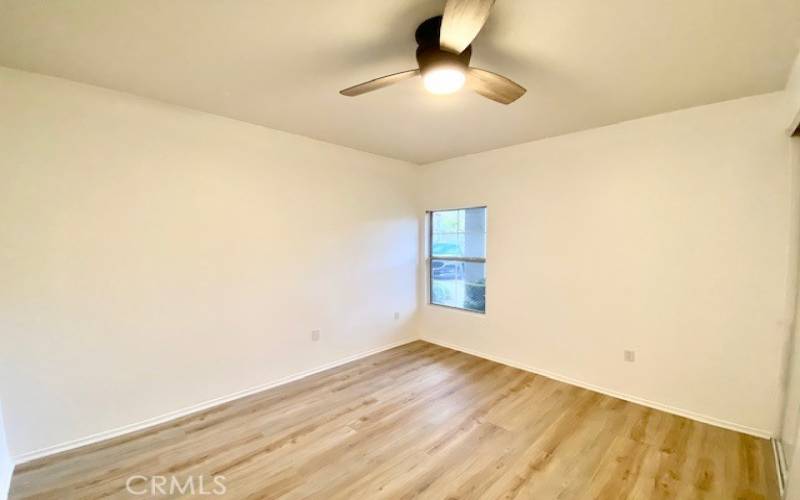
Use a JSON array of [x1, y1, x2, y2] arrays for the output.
[[339, 1, 526, 104], [423, 66, 466, 95]]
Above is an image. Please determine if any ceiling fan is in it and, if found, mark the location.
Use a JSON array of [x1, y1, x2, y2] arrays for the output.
[[339, 0, 525, 105]]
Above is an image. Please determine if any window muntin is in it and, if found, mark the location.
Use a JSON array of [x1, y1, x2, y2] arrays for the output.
[[429, 207, 486, 313]]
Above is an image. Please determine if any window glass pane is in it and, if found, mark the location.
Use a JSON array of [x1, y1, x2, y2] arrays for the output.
[[431, 233, 462, 256], [432, 210, 459, 233], [431, 260, 485, 313], [462, 231, 485, 259], [431, 207, 486, 258], [463, 208, 486, 258], [463, 207, 485, 233], [430, 207, 486, 313]]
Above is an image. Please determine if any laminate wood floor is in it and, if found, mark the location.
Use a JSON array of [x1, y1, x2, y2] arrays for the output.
[[10, 341, 778, 499]]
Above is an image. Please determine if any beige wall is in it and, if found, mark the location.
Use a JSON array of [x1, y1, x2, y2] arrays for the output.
[[2, 61, 798, 467], [418, 92, 796, 436], [0, 67, 420, 458]]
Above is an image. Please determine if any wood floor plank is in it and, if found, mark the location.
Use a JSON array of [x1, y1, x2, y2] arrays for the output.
[[9, 341, 779, 499]]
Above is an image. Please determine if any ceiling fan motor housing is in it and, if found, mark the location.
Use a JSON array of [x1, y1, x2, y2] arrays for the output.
[[415, 16, 472, 75]]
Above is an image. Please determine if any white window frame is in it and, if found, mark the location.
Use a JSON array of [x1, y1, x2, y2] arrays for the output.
[[427, 206, 487, 314]]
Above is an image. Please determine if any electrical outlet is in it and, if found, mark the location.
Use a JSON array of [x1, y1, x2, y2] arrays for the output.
[[394, 312, 400, 320], [311, 330, 320, 342], [624, 350, 635, 362]]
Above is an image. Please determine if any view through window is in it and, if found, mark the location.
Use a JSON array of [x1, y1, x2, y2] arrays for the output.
[[429, 207, 486, 313]]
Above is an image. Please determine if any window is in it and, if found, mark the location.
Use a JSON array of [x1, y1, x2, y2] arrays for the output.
[[429, 207, 486, 313]]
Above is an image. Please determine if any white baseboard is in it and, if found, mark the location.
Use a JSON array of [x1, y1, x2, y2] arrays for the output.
[[13, 338, 417, 465], [773, 438, 787, 498], [422, 336, 773, 440]]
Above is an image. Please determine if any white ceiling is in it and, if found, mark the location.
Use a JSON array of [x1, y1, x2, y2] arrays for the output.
[[1, 0, 799, 164]]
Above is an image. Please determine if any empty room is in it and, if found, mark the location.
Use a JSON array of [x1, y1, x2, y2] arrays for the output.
[[2, 0, 800, 498]]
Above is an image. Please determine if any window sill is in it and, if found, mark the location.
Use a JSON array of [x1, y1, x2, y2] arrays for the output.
[[427, 302, 486, 316]]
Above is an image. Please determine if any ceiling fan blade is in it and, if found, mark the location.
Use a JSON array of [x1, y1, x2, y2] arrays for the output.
[[340, 69, 420, 96], [466, 67, 526, 104], [440, 0, 495, 54]]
